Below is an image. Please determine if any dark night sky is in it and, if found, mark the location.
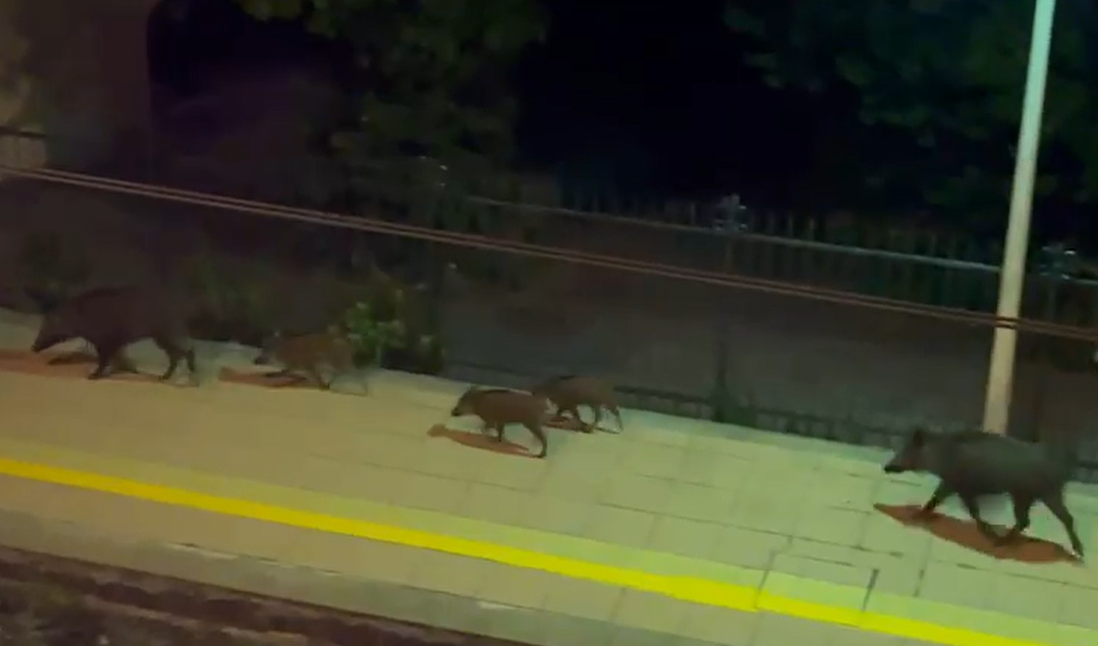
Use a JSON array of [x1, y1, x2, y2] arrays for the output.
[[147, 0, 819, 201], [513, 0, 814, 196]]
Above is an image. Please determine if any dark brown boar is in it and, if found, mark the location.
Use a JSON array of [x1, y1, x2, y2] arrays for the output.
[[450, 386, 550, 458], [31, 286, 197, 383], [531, 375, 623, 433], [883, 427, 1084, 559]]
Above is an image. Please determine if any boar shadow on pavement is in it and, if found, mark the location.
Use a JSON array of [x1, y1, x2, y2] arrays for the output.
[[218, 368, 365, 394], [427, 423, 536, 457], [875, 503, 1081, 565], [220, 367, 316, 389], [0, 349, 149, 381], [44, 349, 96, 366]]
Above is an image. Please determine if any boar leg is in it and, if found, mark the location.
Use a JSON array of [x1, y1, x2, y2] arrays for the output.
[[587, 405, 602, 433], [308, 366, 330, 390], [958, 493, 999, 541], [559, 405, 583, 429], [88, 342, 121, 380], [997, 494, 1035, 546], [154, 335, 183, 381], [183, 347, 198, 384], [110, 352, 138, 374], [1041, 491, 1085, 558], [524, 422, 547, 458], [154, 336, 199, 384], [916, 483, 952, 519]]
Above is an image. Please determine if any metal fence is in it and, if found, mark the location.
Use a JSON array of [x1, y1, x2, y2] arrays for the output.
[[3, 126, 1098, 479], [6, 123, 1098, 327]]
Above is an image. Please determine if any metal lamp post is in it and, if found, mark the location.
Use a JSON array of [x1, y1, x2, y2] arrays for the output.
[[982, 0, 1058, 435]]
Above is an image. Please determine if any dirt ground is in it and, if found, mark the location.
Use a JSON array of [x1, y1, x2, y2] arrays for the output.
[[0, 546, 527, 646]]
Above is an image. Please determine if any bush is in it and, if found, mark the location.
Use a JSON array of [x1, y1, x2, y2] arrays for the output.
[[183, 253, 270, 346], [342, 300, 404, 368], [340, 268, 446, 375]]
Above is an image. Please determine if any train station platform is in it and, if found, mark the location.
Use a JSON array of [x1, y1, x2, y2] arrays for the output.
[[0, 333, 1095, 646]]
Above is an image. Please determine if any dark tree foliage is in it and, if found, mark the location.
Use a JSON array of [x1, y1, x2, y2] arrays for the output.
[[237, 0, 545, 185], [727, 0, 1098, 231]]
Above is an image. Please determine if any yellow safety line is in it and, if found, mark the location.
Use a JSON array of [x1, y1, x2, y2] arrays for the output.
[[0, 456, 1078, 646]]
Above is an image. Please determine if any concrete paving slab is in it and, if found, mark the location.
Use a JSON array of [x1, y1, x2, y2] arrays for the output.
[[770, 553, 874, 591], [465, 606, 549, 645], [613, 589, 695, 634], [710, 526, 788, 570], [541, 576, 624, 621], [538, 464, 616, 502], [986, 572, 1065, 623], [917, 561, 996, 607], [783, 537, 866, 565], [647, 516, 722, 560], [867, 559, 926, 600], [541, 614, 617, 646], [599, 473, 672, 514], [677, 603, 759, 645], [860, 511, 934, 559], [794, 506, 868, 545], [728, 492, 806, 535], [474, 560, 556, 609], [664, 481, 738, 523], [518, 497, 597, 535], [411, 550, 490, 597], [389, 470, 473, 514], [461, 482, 536, 526], [583, 507, 658, 548], [0, 459, 1075, 645], [752, 613, 843, 646], [1, 364, 1097, 645], [1061, 586, 1098, 630], [473, 454, 552, 491], [620, 442, 687, 479], [807, 471, 880, 509]]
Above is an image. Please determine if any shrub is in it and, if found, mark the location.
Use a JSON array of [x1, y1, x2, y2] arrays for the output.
[[183, 253, 270, 346], [340, 268, 446, 375], [342, 300, 405, 368]]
